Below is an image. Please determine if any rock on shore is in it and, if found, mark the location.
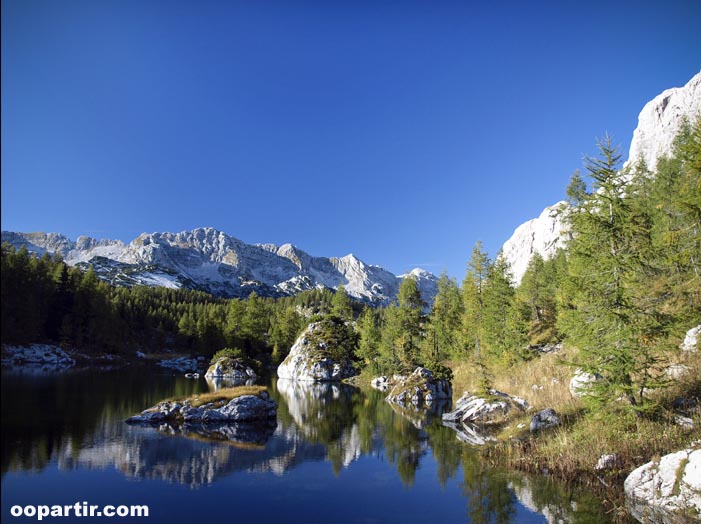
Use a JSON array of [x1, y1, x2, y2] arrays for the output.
[[624, 447, 701, 524], [384, 367, 452, 409], [2, 344, 75, 373]]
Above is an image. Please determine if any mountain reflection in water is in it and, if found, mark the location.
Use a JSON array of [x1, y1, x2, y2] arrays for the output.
[[2, 369, 618, 523]]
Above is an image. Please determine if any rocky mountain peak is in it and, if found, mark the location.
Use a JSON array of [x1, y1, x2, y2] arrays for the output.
[[626, 72, 701, 171], [2, 228, 438, 306], [502, 71, 700, 285]]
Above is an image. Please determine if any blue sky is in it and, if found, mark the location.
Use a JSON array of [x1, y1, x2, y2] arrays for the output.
[[2, 0, 700, 279]]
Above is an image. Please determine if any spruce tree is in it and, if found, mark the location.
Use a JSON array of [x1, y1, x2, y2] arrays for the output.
[[331, 284, 353, 321], [562, 135, 666, 413]]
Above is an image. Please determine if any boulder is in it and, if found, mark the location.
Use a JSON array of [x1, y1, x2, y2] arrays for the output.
[[666, 364, 690, 380], [595, 453, 623, 472], [371, 376, 391, 391], [442, 390, 529, 426], [529, 408, 561, 432], [276, 321, 357, 382], [205, 357, 257, 384], [126, 392, 277, 425], [681, 325, 700, 352], [625, 448, 701, 523], [569, 369, 604, 397], [385, 367, 452, 409]]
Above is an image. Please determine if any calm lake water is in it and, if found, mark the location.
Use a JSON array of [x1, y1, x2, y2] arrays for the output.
[[1, 368, 617, 524]]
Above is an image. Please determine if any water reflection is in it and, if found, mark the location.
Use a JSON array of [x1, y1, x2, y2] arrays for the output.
[[2, 369, 618, 523]]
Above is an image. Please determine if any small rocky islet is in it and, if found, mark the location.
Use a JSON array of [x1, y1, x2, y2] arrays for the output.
[[125, 386, 277, 425]]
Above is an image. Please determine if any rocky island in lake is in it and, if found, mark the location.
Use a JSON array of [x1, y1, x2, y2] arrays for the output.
[[126, 386, 277, 425]]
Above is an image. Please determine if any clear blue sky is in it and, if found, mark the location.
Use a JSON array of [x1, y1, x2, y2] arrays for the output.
[[2, 0, 700, 279]]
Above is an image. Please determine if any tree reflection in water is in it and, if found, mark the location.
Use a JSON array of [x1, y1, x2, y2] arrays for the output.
[[3, 370, 617, 523]]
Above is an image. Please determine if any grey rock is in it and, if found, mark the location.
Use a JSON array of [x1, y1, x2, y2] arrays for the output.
[[674, 416, 694, 429], [371, 376, 391, 391], [442, 389, 529, 426], [666, 364, 690, 380], [276, 322, 357, 382], [681, 325, 700, 352], [205, 357, 257, 384], [625, 448, 701, 523], [595, 453, 622, 472], [2, 344, 75, 374], [530, 408, 561, 432], [126, 393, 277, 425], [157, 356, 201, 373], [569, 369, 604, 397], [385, 367, 452, 410]]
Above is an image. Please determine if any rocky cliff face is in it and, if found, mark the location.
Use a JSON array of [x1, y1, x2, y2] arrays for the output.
[[1, 227, 438, 305], [501, 201, 569, 284], [502, 71, 701, 284]]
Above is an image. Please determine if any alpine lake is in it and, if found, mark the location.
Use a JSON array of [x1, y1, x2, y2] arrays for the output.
[[2, 366, 623, 524]]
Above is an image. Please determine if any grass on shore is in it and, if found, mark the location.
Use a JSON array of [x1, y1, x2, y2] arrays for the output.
[[448, 347, 701, 484]]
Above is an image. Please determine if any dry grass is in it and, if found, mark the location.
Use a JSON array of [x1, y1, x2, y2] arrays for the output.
[[457, 347, 701, 485], [449, 346, 581, 413], [169, 385, 267, 408]]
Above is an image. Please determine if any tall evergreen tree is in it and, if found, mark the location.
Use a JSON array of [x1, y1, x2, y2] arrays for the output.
[[422, 271, 463, 364], [561, 135, 666, 413], [396, 276, 425, 370], [357, 307, 381, 371], [462, 242, 490, 359], [331, 284, 353, 321]]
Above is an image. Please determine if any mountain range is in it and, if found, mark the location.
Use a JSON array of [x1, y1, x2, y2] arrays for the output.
[[1, 228, 438, 306]]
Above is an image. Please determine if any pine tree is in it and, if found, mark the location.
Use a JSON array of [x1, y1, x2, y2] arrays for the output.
[[422, 271, 463, 364], [331, 284, 353, 321], [562, 135, 666, 413], [396, 276, 425, 370], [357, 307, 381, 371], [462, 242, 490, 359], [482, 253, 526, 364]]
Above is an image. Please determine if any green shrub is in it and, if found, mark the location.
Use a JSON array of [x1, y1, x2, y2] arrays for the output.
[[210, 347, 245, 364]]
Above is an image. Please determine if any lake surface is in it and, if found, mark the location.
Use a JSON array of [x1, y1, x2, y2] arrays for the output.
[[1, 368, 617, 524]]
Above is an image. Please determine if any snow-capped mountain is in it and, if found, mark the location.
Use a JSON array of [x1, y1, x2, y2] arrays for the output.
[[1, 228, 438, 306], [502, 71, 701, 284]]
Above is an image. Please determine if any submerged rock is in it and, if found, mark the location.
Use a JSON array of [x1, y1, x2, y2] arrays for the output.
[[624, 448, 701, 524], [385, 367, 452, 409], [276, 320, 357, 382]]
